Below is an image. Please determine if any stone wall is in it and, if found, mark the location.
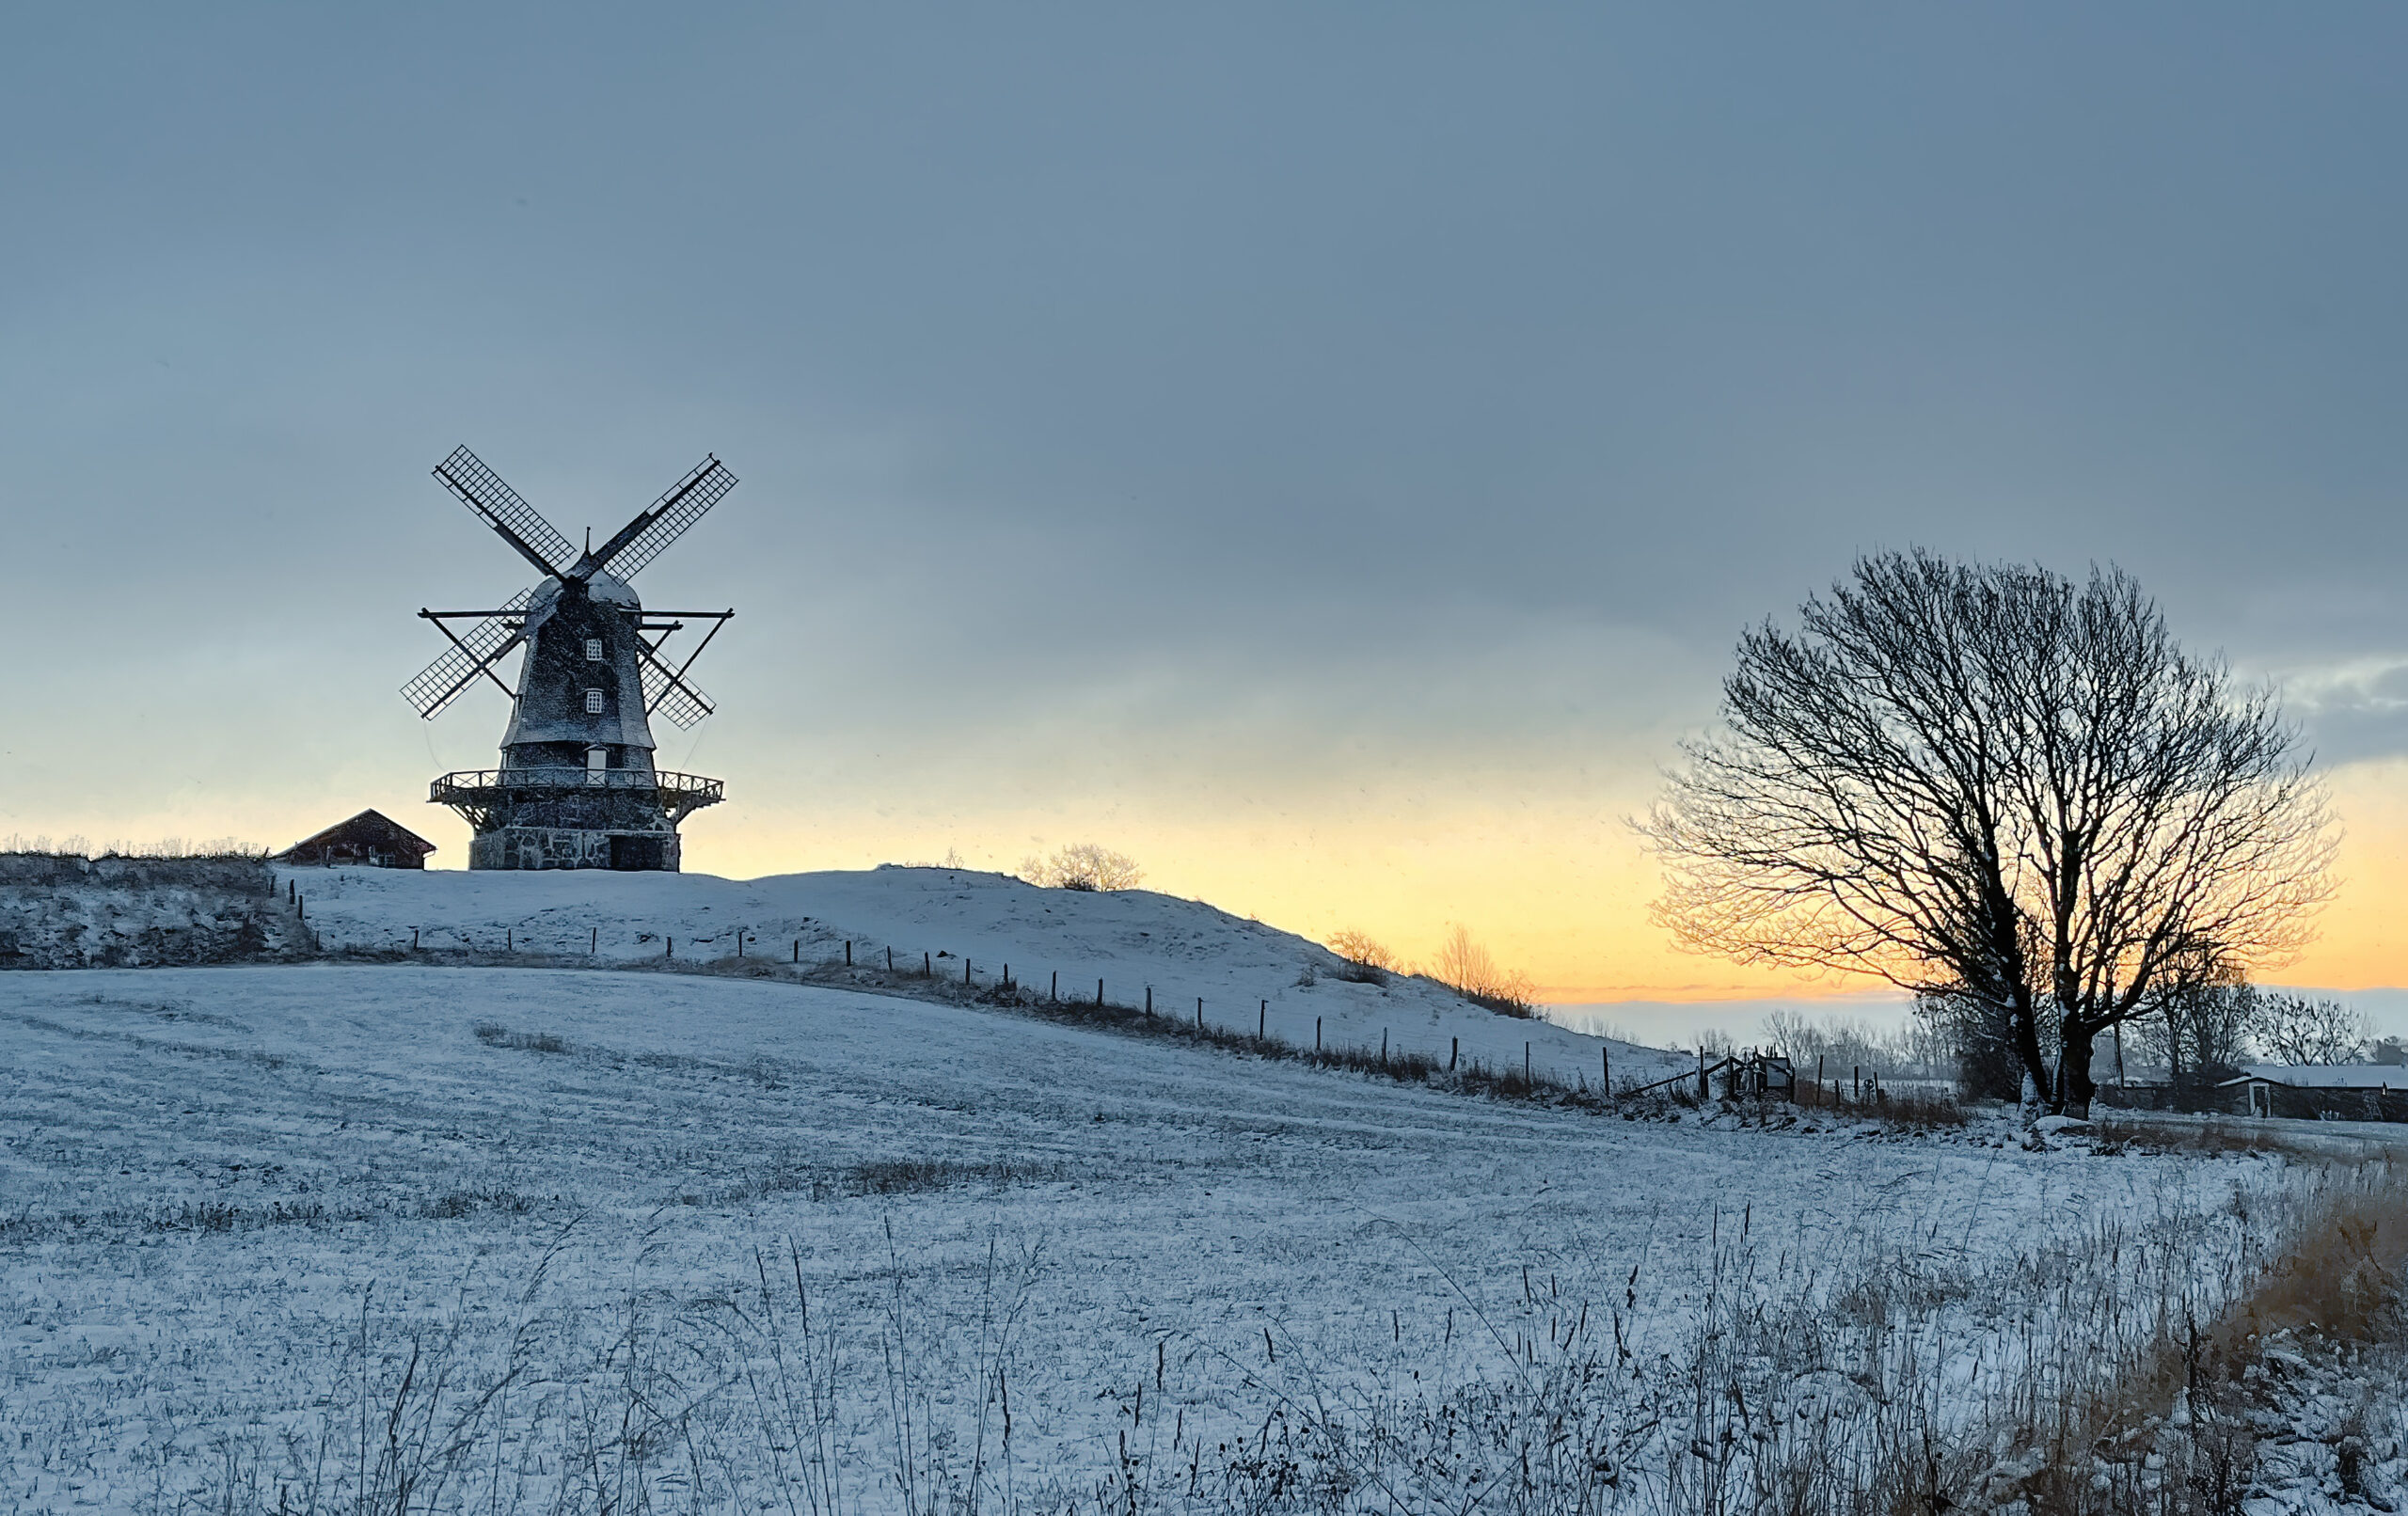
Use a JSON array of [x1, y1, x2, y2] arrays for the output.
[[467, 828, 681, 872]]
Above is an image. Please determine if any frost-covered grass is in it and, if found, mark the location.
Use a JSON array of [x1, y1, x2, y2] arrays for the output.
[[0, 965, 2350, 1513]]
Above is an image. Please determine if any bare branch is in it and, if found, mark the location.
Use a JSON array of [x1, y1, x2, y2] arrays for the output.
[[1639, 550, 2335, 1115]]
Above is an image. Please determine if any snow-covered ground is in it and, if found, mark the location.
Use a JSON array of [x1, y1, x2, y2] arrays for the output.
[[0, 963, 2307, 1511], [276, 862, 1688, 1088]]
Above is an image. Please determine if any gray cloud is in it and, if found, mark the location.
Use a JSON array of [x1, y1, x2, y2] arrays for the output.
[[7, 4, 2408, 842]]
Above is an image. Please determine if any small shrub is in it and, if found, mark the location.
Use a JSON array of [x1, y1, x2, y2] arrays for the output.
[[846, 1159, 959, 1195], [1323, 930, 1394, 984], [1793, 1078, 1969, 1128], [1428, 924, 1541, 1015], [1018, 843, 1143, 892], [417, 1189, 532, 1220], [473, 1022, 568, 1054]]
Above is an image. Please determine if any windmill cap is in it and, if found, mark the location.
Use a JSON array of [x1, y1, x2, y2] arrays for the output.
[[528, 571, 640, 616]]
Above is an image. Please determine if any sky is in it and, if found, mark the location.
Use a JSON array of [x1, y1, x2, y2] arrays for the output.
[[6, 7, 2406, 1018]]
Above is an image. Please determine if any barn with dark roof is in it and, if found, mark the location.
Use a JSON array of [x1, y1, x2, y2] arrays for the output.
[[274, 810, 436, 869]]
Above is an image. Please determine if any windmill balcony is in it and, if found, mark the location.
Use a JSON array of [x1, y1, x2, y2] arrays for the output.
[[429, 766, 724, 829]]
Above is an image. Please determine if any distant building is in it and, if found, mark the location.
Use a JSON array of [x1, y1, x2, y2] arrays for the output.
[[2222, 1064, 2406, 1123], [274, 811, 436, 869]]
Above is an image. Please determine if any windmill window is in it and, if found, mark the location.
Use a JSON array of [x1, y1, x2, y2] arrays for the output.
[[584, 688, 604, 714], [584, 639, 603, 662]]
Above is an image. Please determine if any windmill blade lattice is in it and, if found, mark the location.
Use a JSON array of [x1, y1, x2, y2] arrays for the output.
[[434, 447, 580, 577], [400, 588, 533, 718], [640, 655, 716, 729], [597, 457, 738, 580]]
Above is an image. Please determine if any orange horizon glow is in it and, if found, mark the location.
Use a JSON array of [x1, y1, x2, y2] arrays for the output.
[[21, 758, 2406, 1007]]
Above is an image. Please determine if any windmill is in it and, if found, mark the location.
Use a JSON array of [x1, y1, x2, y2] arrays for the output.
[[403, 446, 737, 871]]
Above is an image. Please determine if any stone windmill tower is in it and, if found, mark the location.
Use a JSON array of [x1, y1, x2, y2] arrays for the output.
[[401, 447, 737, 871]]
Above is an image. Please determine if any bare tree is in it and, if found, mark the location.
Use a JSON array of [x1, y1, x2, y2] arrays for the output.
[[1019, 844, 1144, 892], [1763, 1009, 1956, 1081], [2136, 980, 2261, 1080], [2255, 993, 2371, 1066], [1642, 551, 2334, 1116], [1325, 930, 1397, 970], [1915, 988, 2037, 1101], [1428, 925, 1539, 1016], [1430, 925, 1497, 995]]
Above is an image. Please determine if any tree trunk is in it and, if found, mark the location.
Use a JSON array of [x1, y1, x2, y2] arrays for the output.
[[2010, 995, 2052, 1118], [2057, 1011, 2100, 1118]]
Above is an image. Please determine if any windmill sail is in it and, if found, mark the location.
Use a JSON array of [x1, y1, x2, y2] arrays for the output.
[[434, 447, 580, 578], [594, 457, 738, 580], [400, 588, 533, 718], [640, 654, 715, 729]]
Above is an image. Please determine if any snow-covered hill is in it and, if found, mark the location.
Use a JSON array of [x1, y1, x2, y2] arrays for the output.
[[277, 862, 1686, 1088], [0, 966, 2278, 1511]]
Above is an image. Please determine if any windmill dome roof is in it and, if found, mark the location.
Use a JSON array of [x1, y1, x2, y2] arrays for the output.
[[585, 570, 639, 607], [524, 572, 642, 620]]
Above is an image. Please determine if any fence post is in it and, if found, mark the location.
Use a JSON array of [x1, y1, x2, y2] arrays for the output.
[[1315, 1017, 1322, 1052], [1052, 970, 1057, 1002], [1004, 963, 1010, 989], [793, 939, 800, 963], [1526, 1043, 1531, 1084], [737, 932, 742, 957], [1196, 998, 1203, 1032], [924, 951, 932, 977], [1381, 1029, 1387, 1064], [1698, 1050, 1707, 1101], [1098, 978, 1104, 1007], [1603, 1046, 1609, 1095], [1450, 1036, 1458, 1072], [667, 936, 673, 958], [1259, 1000, 1266, 1039], [1145, 987, 1152, 1017], [1853, 1066, 1861, 1102], [845, 940, 852, 966], [412, 926, 420, 951]]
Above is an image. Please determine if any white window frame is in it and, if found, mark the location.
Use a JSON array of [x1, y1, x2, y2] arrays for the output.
[[584, 638, 604, 662], [584, 688, 604, 714]]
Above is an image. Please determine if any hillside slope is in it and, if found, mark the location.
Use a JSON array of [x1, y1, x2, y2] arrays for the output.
[[277, 862, 1683, 1086], [0, 965, 2265, 1511], [0, 854, 307, 968]]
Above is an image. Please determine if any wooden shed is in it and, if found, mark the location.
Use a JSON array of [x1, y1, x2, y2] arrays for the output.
[[274, 810, 436, 869]]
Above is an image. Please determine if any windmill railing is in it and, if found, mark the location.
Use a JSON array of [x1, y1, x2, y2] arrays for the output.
[[430, 767, 725, 805]]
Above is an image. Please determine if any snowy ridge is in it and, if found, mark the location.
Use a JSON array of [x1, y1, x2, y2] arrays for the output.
[[277, 862, 1690, 1087]]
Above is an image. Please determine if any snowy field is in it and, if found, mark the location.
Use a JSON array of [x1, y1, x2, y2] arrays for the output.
[[0, 962, 2327, 1512], [274, 863, 1687, 1089]]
